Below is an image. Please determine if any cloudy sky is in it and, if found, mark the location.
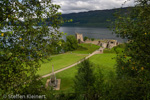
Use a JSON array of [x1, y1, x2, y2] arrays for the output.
[[52, 0, 135, 14]]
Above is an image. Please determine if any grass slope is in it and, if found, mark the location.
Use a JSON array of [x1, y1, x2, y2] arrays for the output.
[[70, 43, 100, 54], [37, 53, 86, 76], [89, 53, 117, 82], [41, 66, 77, 93], [37, 43, 99, 76], [42, 53, 117, 92]]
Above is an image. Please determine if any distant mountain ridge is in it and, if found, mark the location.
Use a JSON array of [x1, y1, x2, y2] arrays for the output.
[[61, 7, 132, 27]]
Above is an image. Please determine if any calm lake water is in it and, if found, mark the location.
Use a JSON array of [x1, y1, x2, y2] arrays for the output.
[[1, 26, 127, 43], [59, 27, 127, 43]]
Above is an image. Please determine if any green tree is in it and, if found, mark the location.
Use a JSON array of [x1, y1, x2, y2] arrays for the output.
[[114, 0, 150, 78], [50, 39, 65, 54], [84, 36, 88, 41], [64, 35, 78, 51], [93, 68, 104, 99], [0, 0, 63, 96], [74, 59, 95, 99], [112, 0, 150, 99], [57, 39, 65, 53], [91, 38, 95, 41], [74, 59, 104, 99]]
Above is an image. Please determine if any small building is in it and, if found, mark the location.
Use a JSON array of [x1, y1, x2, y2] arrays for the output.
[[75, 33, 84, 43]]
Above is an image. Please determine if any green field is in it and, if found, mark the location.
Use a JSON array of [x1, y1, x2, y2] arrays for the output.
[[39, 43, 118, 92], [37, 53, 86, 76], [70, 43, 100, 54], [89, 53, 117, 82], [37, 43, 100, 76], [41, 53, 117, 92], [41, 66, 77, 93]]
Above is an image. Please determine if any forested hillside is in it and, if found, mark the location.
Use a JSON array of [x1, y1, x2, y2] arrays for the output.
[[61, 7, 132, 27]]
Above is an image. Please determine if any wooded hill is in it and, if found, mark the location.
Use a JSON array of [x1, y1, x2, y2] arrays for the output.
[[61, 7, 132, 27]]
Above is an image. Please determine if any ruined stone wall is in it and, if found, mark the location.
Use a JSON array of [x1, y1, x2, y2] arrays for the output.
[[107, 40, 117, 49], [75, 33, 119, 49], [101, 43, 108, 48], [84, 39, 118, 49], [84, 39, 100, 45]]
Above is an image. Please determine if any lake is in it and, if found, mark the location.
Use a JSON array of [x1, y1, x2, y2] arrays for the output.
[[59, 27, 127, 43], [1, 26, 127, 43]]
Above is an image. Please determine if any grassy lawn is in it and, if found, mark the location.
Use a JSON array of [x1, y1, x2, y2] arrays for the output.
[[41, 53, 117, 92], [70, 43, 100, 54], [41, 66, 77, 93], [56, 66, 77, 92], [37, 53, 86, 76], [89, 53, 117, 82], [37, 43, 99, 76]]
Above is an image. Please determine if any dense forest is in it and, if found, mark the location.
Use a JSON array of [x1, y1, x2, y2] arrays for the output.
[[61, 7, 132, 27]]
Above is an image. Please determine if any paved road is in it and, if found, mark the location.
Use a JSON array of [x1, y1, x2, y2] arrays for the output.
[[39, 48, 104, 80]]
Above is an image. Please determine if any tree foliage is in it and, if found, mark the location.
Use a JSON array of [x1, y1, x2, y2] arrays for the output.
[[0, 0, 63, 95], [114, 0, 150, 78], [83, 36, 88, 41], [74, 59, 95, 99], [61, 8, 119, 27], [74, 59, 104, 99], [50, 39, 65, 54], [64, 35, 78, 51], [112, 0, 150, 99], [91, 38, 95, 41]]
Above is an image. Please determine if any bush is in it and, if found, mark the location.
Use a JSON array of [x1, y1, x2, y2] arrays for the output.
[[64, 35, 78, 51], [91, 38, 95, 41], [104, 77, 150, 100], [84, 36, 88, 41]]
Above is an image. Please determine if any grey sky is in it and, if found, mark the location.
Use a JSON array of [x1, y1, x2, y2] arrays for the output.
[[52, 0, 135, 14]]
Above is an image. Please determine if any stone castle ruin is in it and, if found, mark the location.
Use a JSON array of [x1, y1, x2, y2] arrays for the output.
[[75, 33, 119, 49], [75, 33, 84, 43], [98, 40, 118, 49], [107, 40, 118, 49]]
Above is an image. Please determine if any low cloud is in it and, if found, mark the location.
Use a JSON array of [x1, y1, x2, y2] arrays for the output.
[[52, 0, 135, 14]]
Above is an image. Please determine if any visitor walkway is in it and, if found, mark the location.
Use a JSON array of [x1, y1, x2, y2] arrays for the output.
[[39, 47, 104, 79]]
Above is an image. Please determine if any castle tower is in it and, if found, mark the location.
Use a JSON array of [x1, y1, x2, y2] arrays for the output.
[[75, 33, 84, 43]]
